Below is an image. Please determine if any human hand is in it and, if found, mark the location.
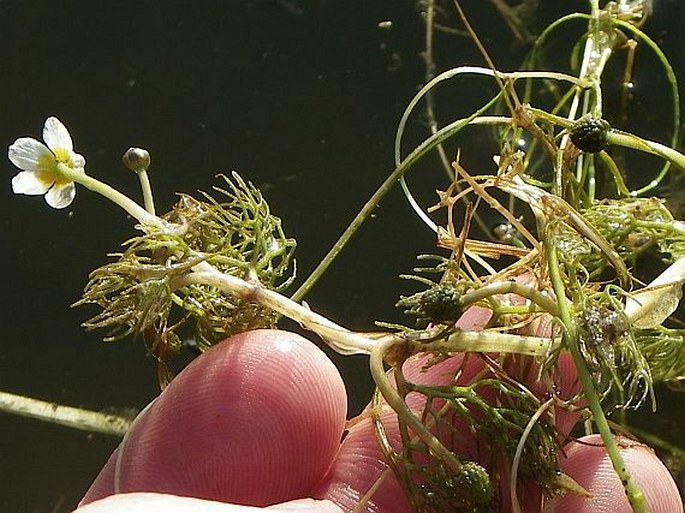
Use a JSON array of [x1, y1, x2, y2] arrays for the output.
[[73, 329, 682, 513]]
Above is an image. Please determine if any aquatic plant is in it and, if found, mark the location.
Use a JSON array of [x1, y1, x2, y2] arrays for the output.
[[3, 1, 683, 512]]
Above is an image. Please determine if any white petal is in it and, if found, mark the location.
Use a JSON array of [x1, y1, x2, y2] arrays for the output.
[[8, 137, 52, 171], [12, 171, 52, 195], [71, 151, 86, 170], [625, 257, 685, 328], [43, 117, 73, 152], [45, 181, 76, 209]]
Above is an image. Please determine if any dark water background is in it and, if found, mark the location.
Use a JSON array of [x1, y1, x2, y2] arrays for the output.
[[0, 1, 683, 511]]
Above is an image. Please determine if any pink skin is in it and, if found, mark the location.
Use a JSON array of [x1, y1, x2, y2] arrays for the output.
[[74, 328, 683, 513]]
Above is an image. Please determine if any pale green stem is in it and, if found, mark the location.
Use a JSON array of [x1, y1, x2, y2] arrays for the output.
[[370, 336, 464, 475], [607, 130, 685, 176], [0, 389, 131, 437], [545, 234, 646, 513], [597, 151, 631, 196], [458, 281, 559, 317], [184, 262, 556, 358], [57, 163, 164, 229], [510, 397, 556, 513], [586, 159, 597, 202], [180, 261, 380, 355], [418, 331, 555, 358], [136, 169, 156, 215], [553, 0, 612, 197], [528, 107, 685, 181], [291, 114, 511, 303]]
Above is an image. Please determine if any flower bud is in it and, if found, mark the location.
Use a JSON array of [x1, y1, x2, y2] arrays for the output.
[[122, 147, 151, 173]]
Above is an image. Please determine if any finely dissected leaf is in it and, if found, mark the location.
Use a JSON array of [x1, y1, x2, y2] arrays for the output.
[[76, 172, 296, 357]]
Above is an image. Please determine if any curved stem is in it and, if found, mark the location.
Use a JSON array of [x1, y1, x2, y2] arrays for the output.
[[182, 261, 380, 355], [528, 107, 685, 174], [459, 280, 559, 317], [291, 114, 511, 303], [510, 397, 555, 513], [370, 337, 464, 475], [608, 130, 685, 174], [57, 163, 163, 229]]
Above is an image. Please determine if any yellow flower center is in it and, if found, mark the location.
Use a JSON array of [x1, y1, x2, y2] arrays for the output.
[[53, 148, 73, 166], [36, 148, 74, 188]]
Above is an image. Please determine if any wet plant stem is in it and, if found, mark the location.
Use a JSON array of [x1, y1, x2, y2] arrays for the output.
[[291, 107, 510, 304], [57, 163, 164, 229], [289, 154, 411, 303], [370, 336, 464, 475], [527, 108, 685, 174], [182, 262, 380, 355], [184, 261, 555, 358], [510, 397, 556, 513], [0, 389, 131, 436], [458, 281, 559, 317], [136, 169, 156, 215], [419, 330, 554, 358], [545, 236, 646, 513], [608, 130, 685, 174]]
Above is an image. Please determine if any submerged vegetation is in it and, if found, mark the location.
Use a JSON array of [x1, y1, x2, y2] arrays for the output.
[[4, 1, 684, 512]]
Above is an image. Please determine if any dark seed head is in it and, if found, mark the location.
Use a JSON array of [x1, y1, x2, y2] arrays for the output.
[[419, 283, 462, 324], [570, 117, 611, 153]]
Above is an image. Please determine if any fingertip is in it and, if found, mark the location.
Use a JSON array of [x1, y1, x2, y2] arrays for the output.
[[551, 434, 683, 513], [82, 330, 347, 507]]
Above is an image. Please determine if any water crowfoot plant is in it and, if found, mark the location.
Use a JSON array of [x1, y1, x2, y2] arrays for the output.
[[4, 1, 685, 512]]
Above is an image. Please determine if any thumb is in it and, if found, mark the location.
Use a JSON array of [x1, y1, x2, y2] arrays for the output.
[[80, 329, 347, 508]]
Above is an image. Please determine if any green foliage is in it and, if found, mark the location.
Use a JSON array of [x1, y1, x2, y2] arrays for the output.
[[415, 378, 561, 492], [383, 1, 685, 510], [381, 366, 562, 513], [75, 172, 296, 356], [635, 327, 685, 385], [575, 298, 654, 410], [412, 458, 494, 513], [397, 281, 471, 326]]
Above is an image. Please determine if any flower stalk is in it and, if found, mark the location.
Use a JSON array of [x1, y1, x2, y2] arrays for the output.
[[56, 162, 163, 229], [122, 147, 156, 215]]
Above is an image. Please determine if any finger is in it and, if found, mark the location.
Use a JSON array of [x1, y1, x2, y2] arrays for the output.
[[550, 434, 683, 513], [315, 354, 493, 513], [316, 304, 584, 513], [80, 329, 347, 508], [314, 309, 492, 512], [74, 492, 344, 513]]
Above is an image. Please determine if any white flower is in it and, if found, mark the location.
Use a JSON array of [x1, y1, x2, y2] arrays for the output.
[[8, 117, 85, 209]]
